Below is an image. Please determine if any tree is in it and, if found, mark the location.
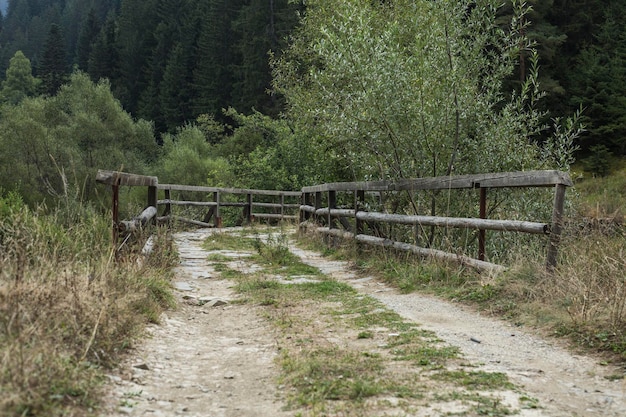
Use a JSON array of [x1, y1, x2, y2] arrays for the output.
[[87, 14, 119, 82], [276, 1, 553, 180], [76, 9, 101, 70], [38, 23, 68, 95], [191, 0, 243, 119], [0, 50, 39, 104], [0, 72, 158, 204], [231, 0, 301, 116]]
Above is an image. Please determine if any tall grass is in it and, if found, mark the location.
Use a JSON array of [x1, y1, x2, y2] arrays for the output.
[[0, 193, 176, 416]]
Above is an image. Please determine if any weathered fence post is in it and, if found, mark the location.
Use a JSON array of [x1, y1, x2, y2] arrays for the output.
[[546, 183, 567, 270], [213, 191, 222, 228], [328, 190, 337, 230], [314, 191, 322, 225], [246, 193, 253, 223], [478, 187, 487, 261], [280, 194, 285, 220], [355, 190, 365, 235], [148, 184, 157, 225], [163, 189, 172, 216]]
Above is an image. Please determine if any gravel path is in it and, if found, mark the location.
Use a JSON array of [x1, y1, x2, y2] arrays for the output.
[[288, 244, 626, 417], [101, 229, 290, 417], [102, 228, 626, 416]]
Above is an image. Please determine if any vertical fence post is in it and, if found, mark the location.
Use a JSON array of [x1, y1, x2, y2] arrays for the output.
[[213, 191, 222, 228], [328, 190, 337, 229], [314, 191, 322, 226], [163, 189, 172, 216], [300, 192, 307, 224], [546, 184, 567, 270], [112, 182, 120, 246], [355, 190, 365, 235], [478, 187, 487, 261], [148, 184, 157, 225], [246, 193, 253, 223], [280, 193, 285, 220]]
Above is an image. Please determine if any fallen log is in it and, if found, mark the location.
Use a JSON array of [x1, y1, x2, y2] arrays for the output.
[[118, 206, 157, 232]]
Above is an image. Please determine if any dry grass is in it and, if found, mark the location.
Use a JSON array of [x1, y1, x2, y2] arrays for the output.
[[298, 220, 626, 364], [0, 195, 176, 416]]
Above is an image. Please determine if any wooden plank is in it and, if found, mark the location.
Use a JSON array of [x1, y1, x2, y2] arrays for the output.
[[354, 234, 506, 273], [252, 213, 298, 220], [356, 211, 549, 234], [474, 170, 573, 188], [301, 170, 572, 193], [314, 227, 506, 273], [314, 208, 355, 218], [158, 183, 300, 196], [253, 202, 283, 209], [157, 199, 217, 207], [96, 170, 158, 187], [302, 181, 390, 193]]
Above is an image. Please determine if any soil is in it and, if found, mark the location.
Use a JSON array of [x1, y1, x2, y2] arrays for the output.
[[100, 228, 626, 417]]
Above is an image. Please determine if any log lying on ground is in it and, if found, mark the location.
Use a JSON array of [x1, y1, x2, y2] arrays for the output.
[[118, 206, 157, 232], [314, 226, 506, 274]]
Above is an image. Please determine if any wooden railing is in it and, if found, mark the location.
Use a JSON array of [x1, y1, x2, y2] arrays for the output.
[[97, 169, 572, 271], [157, 183, 301, 227], [95, 170, 299, 234], [300, 170, 572, 272]]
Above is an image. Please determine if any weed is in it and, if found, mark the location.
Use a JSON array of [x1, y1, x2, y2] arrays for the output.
[[0, 197, 175, 416]]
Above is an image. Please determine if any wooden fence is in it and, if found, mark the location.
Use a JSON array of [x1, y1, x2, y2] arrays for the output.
[[300, 170, 572, 272], [97, 169, 572, 271], [157, 183, 301, 227], [95, 170, 300, 243]]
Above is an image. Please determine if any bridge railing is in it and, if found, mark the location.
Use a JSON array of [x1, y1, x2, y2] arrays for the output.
[[97, 169, 572, 271], [300, 170, 573, 272], [157, 183, 300, 227]]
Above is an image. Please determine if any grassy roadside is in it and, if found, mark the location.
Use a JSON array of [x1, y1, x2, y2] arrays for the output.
[[0, 194, 176, 416], [203, 229, 537, 416], [293, 169, 626, 370]]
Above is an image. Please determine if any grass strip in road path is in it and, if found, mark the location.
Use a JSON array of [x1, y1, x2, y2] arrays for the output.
[[203, 228, 538, 416]]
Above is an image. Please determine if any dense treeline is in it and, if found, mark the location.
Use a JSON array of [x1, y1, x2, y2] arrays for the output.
[[0, 1, 623, 157], [0, 0, 618, 209], [0, 0, 301, 133]]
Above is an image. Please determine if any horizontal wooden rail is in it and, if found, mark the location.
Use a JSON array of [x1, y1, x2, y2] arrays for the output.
[[158, 199, 217, 207], [158, 183, 300, 197], [357, 212, 549, 235], [301, 170, 572, 193], [301, 170, 572, 271]]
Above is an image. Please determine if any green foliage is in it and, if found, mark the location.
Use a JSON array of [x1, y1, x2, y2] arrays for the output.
[[217, 108, 334, 190], [157, 124, 235, 187], [0, 51, 39, 104], [584, 144, 613, 177], [39, 24, 69, 96], [274, 0, 576, 182], [0, 71, 157, 206]]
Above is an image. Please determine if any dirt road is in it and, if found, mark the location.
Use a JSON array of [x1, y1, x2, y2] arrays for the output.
[[102, 228, 625, 416]]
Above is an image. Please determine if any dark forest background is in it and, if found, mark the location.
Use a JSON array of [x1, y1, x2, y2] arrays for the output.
[[0, 0, 624, 156]]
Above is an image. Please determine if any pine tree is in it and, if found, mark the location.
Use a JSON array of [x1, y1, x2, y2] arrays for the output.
[[231, 0, 300, 116], [115, 0, 159, 113], [0, 50, 39, 104], [191, 0, 243, 119], [88, 14, 119, 82], [76, 9, 100, 70], [39, 23, 67, 95]]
